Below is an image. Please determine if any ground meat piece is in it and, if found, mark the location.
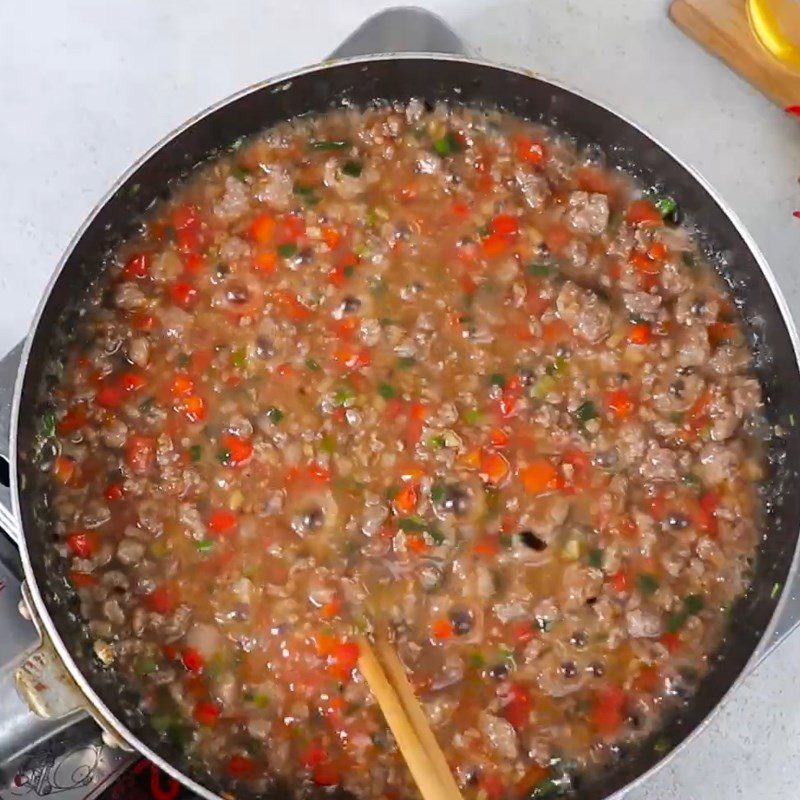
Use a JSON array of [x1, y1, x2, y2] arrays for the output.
[[616, 422, 648, 467], [556, 281, 611, 343], [515, 167, 550, 209], [731, 377, 762, 417], [708, 393, 739, 441], [101, 418, 128, 449], [659, 260, 693, 297], [114, 283, 147, 310], [563, 238, 589, 269], [565, 191, 609, 235], [640, 443, 678, 482], [479, 712, 519, 759], [651, 372, 706, 416], [623, 292, 661, 319], [116, 538, 145, 565], [707, 344, 750, 376], [697, 442, 740, 485], [626, 608, 662, 638], [559, 564, 603, 611], [676, 326, 710, 368], [675, 293, 720, 326], [127, 337, 149, 367], [253, 166, 293, 209], [214, 176, 251, 221]]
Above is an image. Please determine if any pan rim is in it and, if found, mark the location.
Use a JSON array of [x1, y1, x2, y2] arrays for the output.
[[11, 51, 800, 800]]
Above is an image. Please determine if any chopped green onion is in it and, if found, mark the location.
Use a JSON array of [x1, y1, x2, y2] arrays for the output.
[[333, 384, 355, 406], [398, 516, 427, 532], [378, 382, 396, 399], [683, 594, 705, 615], [653, 737, 671, 755], [681, 252, 696, 268], [636, 573, 659, 595], [231, 348, 247, 369], [365, 208, 379, 227], [488, 372, 506, 388], [40, 411, 56, 438], [135, 658, 158, 676], [397, 356, 415, 369], [433, 131, 463, 156], [527, 263, 552, 277], [196, 539, 214, 552], [277, 243, 298, 258], [772, 581, 782, 599], [293, 183, 318, 205], [575, 400, 597, 423], [654, 196, 679, 223], [342, 160, 363, 177], [230, 165, 249, 182], [189, 444, 202, 462], [462, 408, 481, 425], [320, 434, 337, 454], [309, 139, 349, 150], [533, 375, 557, 399], [427, 434, 445, 449], [384, 484, 399, 501], [667, 611, 688, 633], [682, 473, 700, 487], [587, 547, 603, 568], [427, 526, 445, 545], [343, 264, 355, 278], [305, 357, 321, 372], [266, 406, 284, 424], [216, 449, 231, 464], [531, 778, 561, 799], [430, 484, 446, 503], [468, 651, 486, 669]]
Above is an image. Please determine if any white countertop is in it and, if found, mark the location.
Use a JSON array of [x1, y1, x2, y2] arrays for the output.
[[2, 0, 799, 796]]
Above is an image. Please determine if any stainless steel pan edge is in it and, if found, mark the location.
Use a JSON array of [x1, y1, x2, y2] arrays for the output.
[[4, 43, 800, 800]]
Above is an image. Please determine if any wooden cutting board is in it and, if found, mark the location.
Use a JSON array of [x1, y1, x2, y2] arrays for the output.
[[669, 0, 800, 107]]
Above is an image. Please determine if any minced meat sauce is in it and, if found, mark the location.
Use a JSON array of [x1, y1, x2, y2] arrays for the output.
[[44, 102, 764, 799]]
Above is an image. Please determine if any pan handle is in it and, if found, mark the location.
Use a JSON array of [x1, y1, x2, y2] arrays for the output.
[[0, 340, 23, 543], [328, 6, 468, 59]]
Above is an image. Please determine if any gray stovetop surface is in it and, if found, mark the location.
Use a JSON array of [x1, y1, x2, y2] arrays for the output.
[[1, 1, 799, 797]]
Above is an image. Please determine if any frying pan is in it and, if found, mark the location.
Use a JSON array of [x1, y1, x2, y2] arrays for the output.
[[3, 7, 800, 799]]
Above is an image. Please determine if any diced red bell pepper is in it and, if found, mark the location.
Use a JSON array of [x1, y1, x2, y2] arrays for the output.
[[104, 482, 124, 501], [193, 701, 220, 727], [227, 755, 255, 778], [66, 531, 97, 558], [146, 585, 175, 614], [502, 683, 533, 729], [208, 509, 238, 534], [181, 647, 204, 673], [514, 135, 546, 165], [221, 433, 253, 466], [606, 387, 635, 419], [122, 254, 150, 280], [591, 686, 626, 735], [626, 199, 662, 227]]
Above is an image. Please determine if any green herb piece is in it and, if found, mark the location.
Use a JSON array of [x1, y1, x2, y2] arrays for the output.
[[320, 434, 337, 454], [216, 449, 231, 464], [461, 408, 481, 425], [230, 165, 249, 182], [654, 195, 679, 223], [293, 182, 318, 204], [682, 473, 700, 487], [398, 516, 427, 532], [40, 410, 56, 438], [384, 484, 400, 501], [397, 356, 415, 369], [468, 651, 486, 669], [531, 778, 561, 799], [309, 139, 349, 150], [575, 400, 597, 423], [342, 160, 363, 177], [426, 434, 445, 449], [683, 594, 705, 615], [772, 581, 782, 599], [546, 356, 568, 376], [637, 573, 659, 595], [430, 483, 446, 503], [588, 547, 603, 568], [365, 208, 379, 227], [378, 382, 396, 400], [527, 263, 552, 278], [343, 264, 355, 278], [277, 243, 298, 258], [653, 737, 671, 755], [251, 693, 269, 709], [682, 252, 697, 269], [667, 611, 688, 633], [488, 372, 506, 388], [189, 444, 202, 462], [305, 357, 321, 372], [427, 527, 445, 545], [267, 406, 284, 424], [135, 657, 158, 676], [333, 384, 355, 406], [196, 539, 214, 553], [231, 348, 247, 369], [433, 131, 462, 156]]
